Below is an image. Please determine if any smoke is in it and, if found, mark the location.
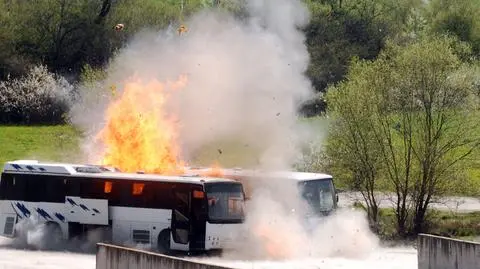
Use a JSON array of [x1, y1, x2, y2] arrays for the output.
[[69, 0, 315, 170], [220, 183, 379, 261], [1, 216, 108, 253]]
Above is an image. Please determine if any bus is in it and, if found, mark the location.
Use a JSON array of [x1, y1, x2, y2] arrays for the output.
[[0, 160, 246, 253], [186, 168, 339, 219]]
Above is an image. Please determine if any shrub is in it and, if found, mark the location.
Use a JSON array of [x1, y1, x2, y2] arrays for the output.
[[0, 65, 74, 124]]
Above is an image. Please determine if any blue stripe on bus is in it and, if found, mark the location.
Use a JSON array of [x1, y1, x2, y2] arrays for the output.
[[11, 164, 22, 170], [55, 213, 65, 222], [15, 202, 31, 218], [36, 208, 53, 220], [66, 198, 77, 206]]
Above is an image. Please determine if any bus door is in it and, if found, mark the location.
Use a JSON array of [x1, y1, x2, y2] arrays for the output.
[[170, 186, 191, 251], [189, 187, 207, 250]]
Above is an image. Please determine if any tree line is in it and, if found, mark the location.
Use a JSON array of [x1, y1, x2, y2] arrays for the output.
[[1, 0, 479, 122]]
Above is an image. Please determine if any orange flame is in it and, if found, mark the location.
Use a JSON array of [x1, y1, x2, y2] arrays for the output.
[[96, 75, 187, 175], [200, 162, 224, 177]]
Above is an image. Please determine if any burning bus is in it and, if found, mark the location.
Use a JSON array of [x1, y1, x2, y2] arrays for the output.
[[0, 160, 246, 253]]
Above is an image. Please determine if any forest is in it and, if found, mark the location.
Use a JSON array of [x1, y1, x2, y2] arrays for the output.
[[1, 0, 477, 122]]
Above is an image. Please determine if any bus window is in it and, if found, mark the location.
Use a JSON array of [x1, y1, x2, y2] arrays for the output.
[[65, 178, 81, 197], [80, 179, 107, 199], [132, 183, 144, 195], [299, 179, 335, 214], [25, 175, 46, 202], [205, 183, 245, 223], [44, 176, 66, 203], [0, 173, 14, 200], [104, 181, 113, 194]]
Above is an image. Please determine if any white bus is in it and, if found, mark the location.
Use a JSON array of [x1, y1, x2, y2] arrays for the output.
[[186, 168, 339, 218], [0, 160, 246, 253]]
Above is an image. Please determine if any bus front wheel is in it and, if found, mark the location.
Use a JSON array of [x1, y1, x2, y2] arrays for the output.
[[42, 221, 64, 250], [157, 229, 171, 254]]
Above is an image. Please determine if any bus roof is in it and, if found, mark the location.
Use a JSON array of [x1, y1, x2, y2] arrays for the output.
[[185, 167, 333, 182], [2, 160, 238, 184]]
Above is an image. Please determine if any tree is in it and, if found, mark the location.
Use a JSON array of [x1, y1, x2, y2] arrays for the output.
[[303, 0, 423, 95], [425, 0, 480, 57], [326, 35, 480, 236], [324, 58, 384, 231], [9, 0, 108, 74]]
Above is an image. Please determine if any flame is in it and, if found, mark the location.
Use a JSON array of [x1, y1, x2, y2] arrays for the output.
[[96, 75, 188, 175], [200, 162, 224, 177], [253, 219, 306, 260]]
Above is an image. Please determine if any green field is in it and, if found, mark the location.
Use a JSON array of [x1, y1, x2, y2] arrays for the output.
[[0, 125, 82, 165], [376, 207, 480, 240]]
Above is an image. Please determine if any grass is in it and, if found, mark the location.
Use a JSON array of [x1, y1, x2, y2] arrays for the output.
[[0, 125, 82, 165], [376, 208, 480, 240]]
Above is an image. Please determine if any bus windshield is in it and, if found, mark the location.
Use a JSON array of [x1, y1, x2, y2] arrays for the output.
[[298, 179, 335, 215], [205, 183, 245, 223]]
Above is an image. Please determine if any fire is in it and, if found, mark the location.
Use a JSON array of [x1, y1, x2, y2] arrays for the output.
[[96, 75, 188, 175], [200, 162, 224, 177]]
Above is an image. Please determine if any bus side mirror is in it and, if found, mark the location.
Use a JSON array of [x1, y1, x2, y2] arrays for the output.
[[336, 194, 339, 203]]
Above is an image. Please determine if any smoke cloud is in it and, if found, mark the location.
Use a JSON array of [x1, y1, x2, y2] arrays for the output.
[[218, 184, 379, 261], [1, 215, 109, 253], [70, 0, 315, 170]]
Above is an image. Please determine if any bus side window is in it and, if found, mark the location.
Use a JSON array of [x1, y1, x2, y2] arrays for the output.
[[12, 175, 27, 201], [151, 182, 174, 209], [80, 179, 106, 200], [129, 182, 146, 207], [65, 179, 81, 197], [113, 181, 133, 206], [44, 176, 65, 203], [0, 173, 13, 200], [132, 183, 144, 196]]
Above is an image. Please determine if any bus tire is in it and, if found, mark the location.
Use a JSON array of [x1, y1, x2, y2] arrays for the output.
[[43, 221, 64, 250], [157, 229, 171, 254]]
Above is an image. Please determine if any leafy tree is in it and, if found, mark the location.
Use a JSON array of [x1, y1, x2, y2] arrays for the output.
[[326, 35, 480, 236], [303, 0, 422, 93], [8, 0, 107, 74], [425, 0, 480, 57], [324, 62, 384, 230]]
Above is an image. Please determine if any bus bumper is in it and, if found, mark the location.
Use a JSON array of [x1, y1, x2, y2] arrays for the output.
[[204, 222, 243, 250]]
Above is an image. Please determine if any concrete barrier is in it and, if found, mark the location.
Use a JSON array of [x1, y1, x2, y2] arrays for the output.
[[96, 243, 234, 269], [417, 233, 480, 269]]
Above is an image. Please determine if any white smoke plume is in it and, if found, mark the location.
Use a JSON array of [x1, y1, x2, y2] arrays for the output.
[[220, 185, 379, 261], [70, 0, 315, 169], [1, 216, 109, 253]]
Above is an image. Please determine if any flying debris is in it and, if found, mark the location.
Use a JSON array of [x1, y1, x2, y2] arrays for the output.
[[177, 24, 187, 35], [110, 85, 117, 97], [114, 23, 124, 31]]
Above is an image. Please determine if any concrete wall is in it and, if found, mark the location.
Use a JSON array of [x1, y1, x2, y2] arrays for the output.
[[96, 243, 234, 269], [418, 233, 480, 269]]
